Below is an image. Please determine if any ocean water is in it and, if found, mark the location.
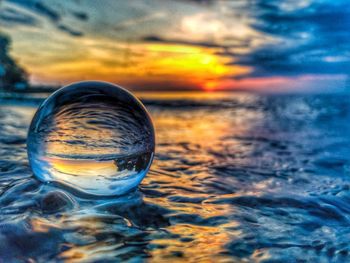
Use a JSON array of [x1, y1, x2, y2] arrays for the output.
[[0, 92, 349, 262]]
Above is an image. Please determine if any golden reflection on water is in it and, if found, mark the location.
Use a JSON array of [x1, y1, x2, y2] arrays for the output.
[[12, 92, 263, 261], [59, 238, 124, 262], [148, 92, 261, 153], [149, 223, 240, 263], [139, 92, 261, 261], [31, 217, 58, 233], [136, 90, 257, 102]]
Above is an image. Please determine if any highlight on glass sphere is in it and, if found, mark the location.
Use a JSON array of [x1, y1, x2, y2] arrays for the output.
[[27, 81, 155, 197]]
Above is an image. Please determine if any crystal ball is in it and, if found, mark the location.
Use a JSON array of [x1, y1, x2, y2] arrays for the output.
[[27, 81, 155, 197]]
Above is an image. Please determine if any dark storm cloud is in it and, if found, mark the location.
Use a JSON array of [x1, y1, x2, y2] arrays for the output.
[[0, 7, 38, 26], [234, 0, 350, 78]]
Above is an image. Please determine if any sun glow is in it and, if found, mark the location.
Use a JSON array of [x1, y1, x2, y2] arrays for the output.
[[10, 32, 250, 90]]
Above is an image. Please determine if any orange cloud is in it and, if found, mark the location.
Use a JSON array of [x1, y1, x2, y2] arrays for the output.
[[17, 35, 250, 90]]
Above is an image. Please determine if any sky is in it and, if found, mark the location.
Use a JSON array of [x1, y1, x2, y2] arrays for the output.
[[0, 0, 349, 92]]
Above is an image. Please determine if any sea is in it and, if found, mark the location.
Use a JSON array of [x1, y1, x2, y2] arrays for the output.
[[0, 91, 349, 262]]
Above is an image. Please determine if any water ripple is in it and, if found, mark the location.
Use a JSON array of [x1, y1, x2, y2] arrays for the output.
[[0, 93, 349, 261]]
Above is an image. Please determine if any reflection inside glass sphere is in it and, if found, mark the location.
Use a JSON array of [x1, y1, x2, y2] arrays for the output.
[[27, 81, 155, 197]]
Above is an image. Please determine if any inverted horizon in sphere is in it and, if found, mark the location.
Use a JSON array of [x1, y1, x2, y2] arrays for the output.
[[27, 81, 155, 197]]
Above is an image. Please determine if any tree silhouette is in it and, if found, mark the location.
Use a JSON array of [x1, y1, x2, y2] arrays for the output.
[[0, 33, 28, 90]]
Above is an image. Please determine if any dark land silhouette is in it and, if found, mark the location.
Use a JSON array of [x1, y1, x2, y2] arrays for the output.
[[0, 33, 28, 91]]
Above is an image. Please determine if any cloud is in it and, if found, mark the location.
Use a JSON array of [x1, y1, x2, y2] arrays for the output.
[[232, 0, 350, 79], [2, 0, 349, 91], [71, 11, 88, 21], [57, 24, 84, 37], [0, 7, 38, 26], [171, 0, 214, 5], [113, 13, 165, 31], [4, 0, 88, 38], [31, 1, 60, 21], [142, 35, 229, 48], [7, 0, 60, 22]]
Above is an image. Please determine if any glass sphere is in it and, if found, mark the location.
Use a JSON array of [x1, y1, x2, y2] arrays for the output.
[[27, 81, 155, 197]]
